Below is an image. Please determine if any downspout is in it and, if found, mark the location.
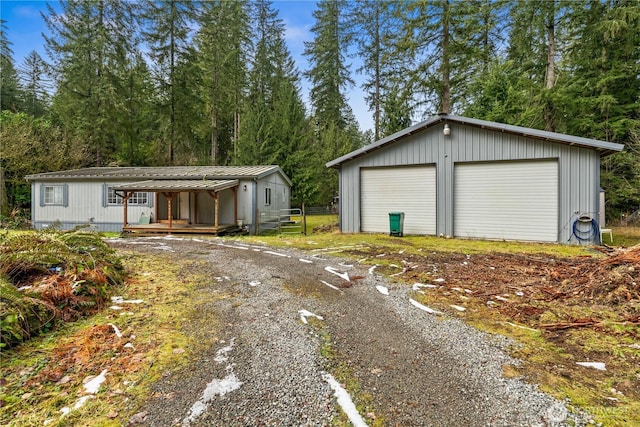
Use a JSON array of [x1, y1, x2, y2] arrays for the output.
[[251, 178, 258, 235]]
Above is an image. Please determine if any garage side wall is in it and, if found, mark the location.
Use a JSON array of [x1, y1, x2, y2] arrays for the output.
[[338, 123, 601, 243]]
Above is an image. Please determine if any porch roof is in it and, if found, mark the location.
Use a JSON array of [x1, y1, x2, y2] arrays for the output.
[[112, 179, 239, 192]]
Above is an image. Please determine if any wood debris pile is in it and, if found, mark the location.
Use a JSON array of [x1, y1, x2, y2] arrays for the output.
[[354, 244, 640, 331]]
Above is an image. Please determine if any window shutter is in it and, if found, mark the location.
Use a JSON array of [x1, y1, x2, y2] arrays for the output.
[[63, 184, 69, 207], [102, 184, 108, 207], [39, 184, 45, 207]]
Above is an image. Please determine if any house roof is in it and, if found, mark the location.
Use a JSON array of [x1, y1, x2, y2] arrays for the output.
[[326, 115, 625, 168], [112, 179, 239, 192], [25, 165, 292, 186]]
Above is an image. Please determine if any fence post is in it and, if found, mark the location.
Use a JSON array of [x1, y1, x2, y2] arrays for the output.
[[302, 203, 307, 235]]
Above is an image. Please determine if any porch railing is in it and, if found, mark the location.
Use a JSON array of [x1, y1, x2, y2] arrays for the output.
[[256, 207, 306, 235]]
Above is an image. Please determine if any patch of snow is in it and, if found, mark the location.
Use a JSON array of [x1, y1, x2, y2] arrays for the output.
[[249, 281, 261, 287], [450, 305, 466, 312], [322, 373, 368, 427], [576, 362, 606, 370], [503, 322, 539, 333], [108, 323, 123, 338], [73, 395, 93, 409], [324, 266, 350, 282], [375, 285, 389, 296], [338, 262, 353, 268], [390, 268, 407, 277], [110, 305, 123, 310], [299, 309, 324, 324], [368, 265, 377, 274], [264, 250, 290, 258], [299, 258, 313, 264], [111, 296, 144, 304], [182, 340, 242, 426], [412, 283, 438, 291], [409, 298, 442, 315], [83, 369, 107, 394], [320, 280, 342, 291], [214, 338, 235, 363], [433, 278, 445, 283], [124, 343, 135, 350], [182, 372, 243, 426], [495, 296, 509, 302]]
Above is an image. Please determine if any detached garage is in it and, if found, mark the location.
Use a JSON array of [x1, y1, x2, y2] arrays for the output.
[[326, 115, 624, 244]]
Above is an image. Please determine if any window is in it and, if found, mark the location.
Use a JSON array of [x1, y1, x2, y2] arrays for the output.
[[44, 185, 64, 205], [265, 187, 272, 206], [108, 187, 149, 206]]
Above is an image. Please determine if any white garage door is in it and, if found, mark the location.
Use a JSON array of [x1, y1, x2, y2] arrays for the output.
[[361, 166, 436, 235], [454, 161, 558, 242]]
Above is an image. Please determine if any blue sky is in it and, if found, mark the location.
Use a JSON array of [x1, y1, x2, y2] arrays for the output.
[[0, 0, 372, 132]]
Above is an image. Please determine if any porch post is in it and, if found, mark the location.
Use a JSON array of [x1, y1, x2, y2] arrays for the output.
[[123, 192, 130, 227], [233, 186, 238, 225], [122, 191, 129, 228], [194, 191, 198, 225], [214, 191, 219, 228], [166, 192, 173, 229]]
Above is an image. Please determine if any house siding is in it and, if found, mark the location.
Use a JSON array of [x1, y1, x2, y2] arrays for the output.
[[337, 122, 602, 243], [32, 180, 153, 232]]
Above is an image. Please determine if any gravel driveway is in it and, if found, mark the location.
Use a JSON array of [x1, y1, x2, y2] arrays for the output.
[[109, 236, 590, 427]]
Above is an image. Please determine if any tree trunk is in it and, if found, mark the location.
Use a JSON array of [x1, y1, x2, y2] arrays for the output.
[[440, 0, 451, 115], [544, 1, 556, 132]]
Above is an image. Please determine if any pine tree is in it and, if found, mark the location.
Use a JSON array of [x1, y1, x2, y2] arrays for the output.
[[18, 51, 51, 117], [304, 0, 355, 132], [44, 0, 137, 166], [561, 0, 640, 216], [141, 0, 196, 165], [0, 20, 23, 113], [120, 52, 158, 166], [195, 0, 250, 165]]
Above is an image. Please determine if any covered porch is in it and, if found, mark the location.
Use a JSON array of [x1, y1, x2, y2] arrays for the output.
[[113, 179, 241, 235]]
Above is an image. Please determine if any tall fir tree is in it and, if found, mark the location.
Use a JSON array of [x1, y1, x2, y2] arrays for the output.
[[561, 0, 640, 217], [0, 20, 23, 113], [44, 0, 137, 166], [19, 50, 51, 117], [141, 0, 196, 165], [304, 0, 354, 132], [349, 0, 415, 139], [195, 0, 250, 165]]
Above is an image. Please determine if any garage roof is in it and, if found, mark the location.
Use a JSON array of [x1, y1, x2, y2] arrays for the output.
[[327, 115, 625, 168], [112, 179, 239, 192]]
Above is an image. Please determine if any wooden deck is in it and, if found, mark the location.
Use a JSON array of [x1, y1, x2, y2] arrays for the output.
[[122, 222, 240, 236]]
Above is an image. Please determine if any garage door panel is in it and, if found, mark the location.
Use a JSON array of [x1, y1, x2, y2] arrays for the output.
[[361, 166, 436, 235], [454, 161, 558, 242]]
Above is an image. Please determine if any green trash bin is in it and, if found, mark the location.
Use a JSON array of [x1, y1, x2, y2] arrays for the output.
[[389, 212, 405, 237]]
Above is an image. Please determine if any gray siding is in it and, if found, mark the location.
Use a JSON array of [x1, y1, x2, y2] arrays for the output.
[[337, 122, 601, 243]]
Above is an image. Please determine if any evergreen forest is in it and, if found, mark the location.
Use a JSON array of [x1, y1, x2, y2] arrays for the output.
[[1, 0, 639, 222]]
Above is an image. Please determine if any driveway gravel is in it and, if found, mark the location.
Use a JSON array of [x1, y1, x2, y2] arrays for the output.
[[108, 236, 592, 427]]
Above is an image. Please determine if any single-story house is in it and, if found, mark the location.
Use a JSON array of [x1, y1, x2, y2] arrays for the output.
[[25, 166, 292, 235], [326, 114, 624, 244]]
